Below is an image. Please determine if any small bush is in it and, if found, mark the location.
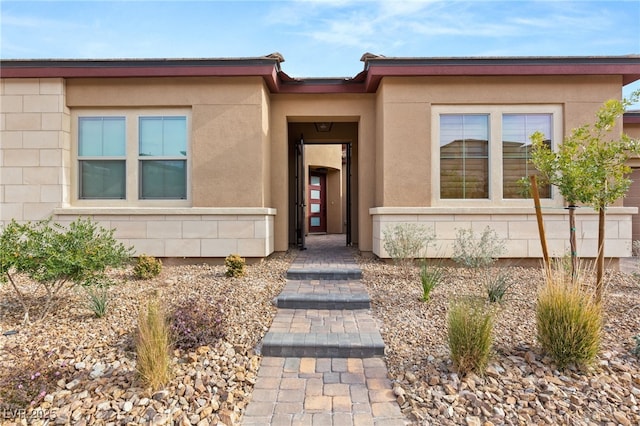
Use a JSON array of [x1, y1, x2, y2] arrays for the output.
[[85, 285, 109, 318], [0, 350, 70, 410], [170, 298, 226, 350], [447, 298, 493, 375], [133, 254, 162, 280], [536, 272, 602, 369], [382, 223, 435, 275], [135, 295, 172, 390], [632, 335, 640, 358], [452, 226, 505, 269], [419, 261, 442, 302], [225, 254, 246, 278], [485, 272, 511, 303]]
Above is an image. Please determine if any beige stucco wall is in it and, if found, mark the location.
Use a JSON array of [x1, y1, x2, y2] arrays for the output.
[[270, 94, 376, 252], [374, 75, 622, 207], [1, 78, 71, 222]]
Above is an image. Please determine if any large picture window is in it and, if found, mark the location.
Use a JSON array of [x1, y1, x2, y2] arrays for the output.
[[433, 105, 560, 203], [74, 111, 189, 203]]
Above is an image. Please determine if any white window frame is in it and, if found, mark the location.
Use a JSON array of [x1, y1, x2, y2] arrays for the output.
[[71, 108, 191, 207], [431, 104, 564, 207]]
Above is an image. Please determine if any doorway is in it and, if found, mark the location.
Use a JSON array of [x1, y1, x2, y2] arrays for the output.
[[287, 122, 358, 250], [308, 171, 327, 233]]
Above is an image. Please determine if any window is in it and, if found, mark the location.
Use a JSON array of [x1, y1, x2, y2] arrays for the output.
[[502, 114, 551, 198], [139, 117, 187, 199], [440, 114, 489, 199], [433, 105, 560, 203], [78, 117, 126, 199], [74, 110, 189, 203]]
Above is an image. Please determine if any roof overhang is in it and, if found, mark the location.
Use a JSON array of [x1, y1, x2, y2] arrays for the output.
[[624, 111, 640, 124], [1, 54, 639, 94]]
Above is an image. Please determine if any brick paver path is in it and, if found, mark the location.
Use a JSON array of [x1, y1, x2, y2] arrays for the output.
[[241, 234, 407, 426]]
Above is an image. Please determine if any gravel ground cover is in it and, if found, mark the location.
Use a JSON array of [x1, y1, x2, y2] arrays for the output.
[[0, 254, 292, 426], [358, 256, 640, 426], [1, 250, 639, 426]]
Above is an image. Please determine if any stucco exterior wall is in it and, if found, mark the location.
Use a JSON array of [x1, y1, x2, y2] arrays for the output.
[[1, 78, 70, 222], [270, 94, 376, 252]]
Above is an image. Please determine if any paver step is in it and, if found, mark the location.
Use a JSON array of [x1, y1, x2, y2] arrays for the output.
[[276, 292, 370, 309], [261, 332, 385, 358], [286, 268, 362, 280]]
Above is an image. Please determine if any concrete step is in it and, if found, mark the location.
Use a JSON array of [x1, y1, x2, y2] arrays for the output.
[[286, 268, 362, 280], [259, 308, 385, 358], [260, 332, 385, 358], [275, 280, 370, 309]]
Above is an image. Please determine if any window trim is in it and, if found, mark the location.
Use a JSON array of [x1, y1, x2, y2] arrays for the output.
[[431, 104, 564, 207], [71, 108, 191, 207]]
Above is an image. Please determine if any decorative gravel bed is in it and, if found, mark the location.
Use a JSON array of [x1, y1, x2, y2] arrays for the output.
[[0, 254, 292, 426], [1, 251, 638, 426], [359, 256, 640, 426]]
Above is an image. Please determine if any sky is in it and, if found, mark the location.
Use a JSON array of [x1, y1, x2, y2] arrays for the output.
[[1, 0, 639, 100]]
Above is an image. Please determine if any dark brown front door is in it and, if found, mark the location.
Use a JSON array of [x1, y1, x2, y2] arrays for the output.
[[308, 172, 326, 233]]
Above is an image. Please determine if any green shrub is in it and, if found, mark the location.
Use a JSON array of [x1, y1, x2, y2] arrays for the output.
[[485, 272, 511, 303], [632, 335, 640, 358], [536, 271, 602, 369], [447, 298, 493, 375], [382, 223, 435, 275], [135, 295, 172, 390], [419, 261, 442, 302], [225, 254, 246, 278], [133, 254, 162, 280], [0, 217, 132, 324]]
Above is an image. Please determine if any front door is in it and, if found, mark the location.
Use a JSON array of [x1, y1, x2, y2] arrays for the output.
[[308, 172, 327, 233]]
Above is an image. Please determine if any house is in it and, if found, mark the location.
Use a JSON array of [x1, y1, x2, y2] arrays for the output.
[[1, 54, 640, 263]]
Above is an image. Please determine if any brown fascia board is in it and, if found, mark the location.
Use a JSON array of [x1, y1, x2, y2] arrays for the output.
[[0, 57, 283, 92], [362, 56, 640, 92], [624, 111, 640, 124]]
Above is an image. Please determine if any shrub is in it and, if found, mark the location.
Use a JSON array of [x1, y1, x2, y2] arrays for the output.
[[485, 272, 511, 303], [632, 335, 640, 358], [0, 217, 132, 324], [419, 261, 442, 302], [135, 295, 172, 390], [536, 271, 602, 369], [170, 298, 226, 350], [0, 349, 70, 410], [447, 298, 493, 375], [225, 254, 246, 278], [452, 226, 505, 269], [85, 284, 109, 318], [382, 223, 435, 275], [133, 254, 162, 280]]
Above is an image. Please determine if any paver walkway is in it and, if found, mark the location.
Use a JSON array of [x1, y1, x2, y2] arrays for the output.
[[241, 235, 407, 426]]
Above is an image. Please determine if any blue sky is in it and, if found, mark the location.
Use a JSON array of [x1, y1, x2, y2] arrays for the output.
[[2, 0, 639, 99]]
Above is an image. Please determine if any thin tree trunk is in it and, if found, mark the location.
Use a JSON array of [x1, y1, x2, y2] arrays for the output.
[[530, 176, 550, 273], [595, 207, 606, 304], [568, 205, 578, 283]]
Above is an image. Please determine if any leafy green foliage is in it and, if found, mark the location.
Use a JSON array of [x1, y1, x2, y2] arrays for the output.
[[225, 254, 246, 278], [447, 298, 493, 375], [135, 295, 172, 391], [133, 254, 162, 280], [382, 223, 436, 275], [536, 270, 602, 369], [0, 217, 132, 324], [530, 91, 640, 301]]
